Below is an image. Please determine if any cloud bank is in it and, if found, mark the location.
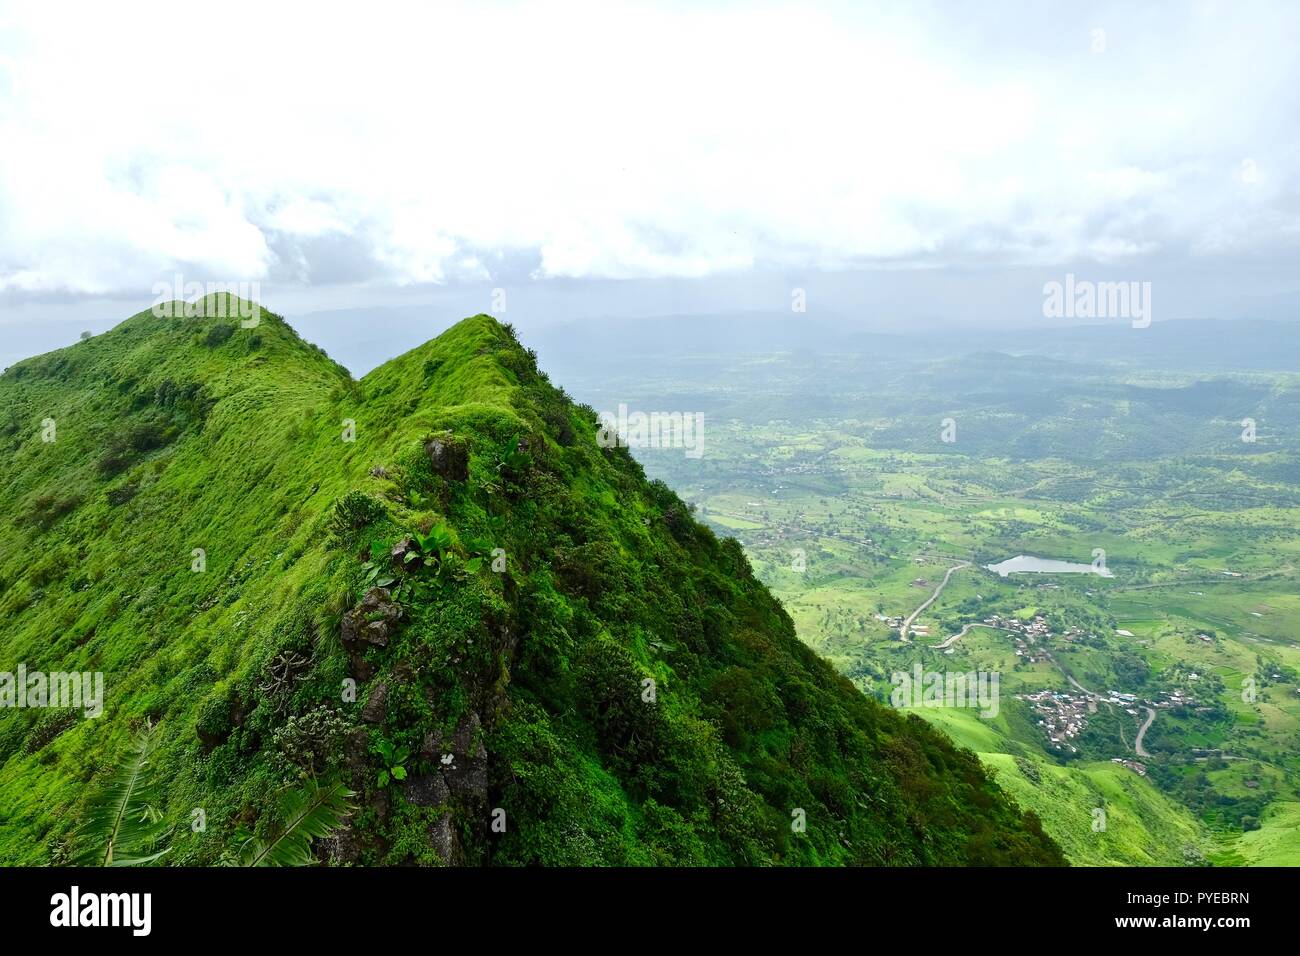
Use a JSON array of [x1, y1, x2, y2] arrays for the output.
[[0, 0, 1297, 300]]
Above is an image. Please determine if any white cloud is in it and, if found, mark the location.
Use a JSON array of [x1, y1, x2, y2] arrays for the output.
[[0, 0, 1297, 298]]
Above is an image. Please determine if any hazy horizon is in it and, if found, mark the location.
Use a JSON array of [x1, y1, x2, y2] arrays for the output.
[[3, 0, 1299, 369]]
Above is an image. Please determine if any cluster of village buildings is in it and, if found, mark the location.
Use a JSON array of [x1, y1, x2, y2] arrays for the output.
[[1017, 689, 1094, 753], [1110, 757, 1148, 775], [1017, 683, 1195, 755], [873, 611, 910, 632], [981, 613, 1055, 662], [880, 597, 1214, 761]]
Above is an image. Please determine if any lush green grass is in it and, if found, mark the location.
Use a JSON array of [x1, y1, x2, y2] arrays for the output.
[[0, 298, 1064, 867], [984, 754, 1206, 866], [1210, 801, 1300, 866]]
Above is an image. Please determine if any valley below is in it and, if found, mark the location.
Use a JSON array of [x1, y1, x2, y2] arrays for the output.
[[549, 319, 1300, 866]]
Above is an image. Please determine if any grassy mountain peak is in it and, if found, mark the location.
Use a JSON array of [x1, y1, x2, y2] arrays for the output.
[[0, 303, 1063, 865]]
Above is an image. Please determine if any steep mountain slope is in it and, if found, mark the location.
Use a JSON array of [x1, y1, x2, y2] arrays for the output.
[[913, 709, 1207, 865], [0, 298, 1063, 865]]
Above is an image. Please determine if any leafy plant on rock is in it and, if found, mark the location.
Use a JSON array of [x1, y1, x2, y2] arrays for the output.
[[373, 738, 411, 788]]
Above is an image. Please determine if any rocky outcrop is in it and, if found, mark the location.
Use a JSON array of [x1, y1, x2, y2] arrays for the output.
[[361, 680, 389, 724], [428, 813, 456, 865], [341, 587, 403, 680], [390, 536, 419, 569], [341, 587, 402, 649], [402, 773, 450, 807], [320, 824, 363, 866], [419, 711, 488, 804], [343, 728, 370, 775], [424, 433, 469, 482]]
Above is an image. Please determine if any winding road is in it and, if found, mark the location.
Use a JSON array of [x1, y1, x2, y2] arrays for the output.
[[931, 621, 1001, 649], [931, 622, 1159, 761], [894, 558, 1156, 759], [899, 562, 970, 643], [1134, 706, 1156, 758], [1066, 669, 1156, 760]]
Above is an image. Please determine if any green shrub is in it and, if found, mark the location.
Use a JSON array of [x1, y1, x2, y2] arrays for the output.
[[96, 444, 131, 475], [28, 493, 81, 529], [272, 706, 352, 779], [126, 419, 170, 452], [328, 491, 387, 542], [204, 323, 236, 347], [195, 694, 234, 749], [575, 638, 664, 777], [106, 482, 139, 507]]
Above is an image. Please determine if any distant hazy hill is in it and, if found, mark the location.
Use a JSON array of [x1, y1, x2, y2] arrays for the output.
[[525, 315, 1300, 465], [525, 313, 1300, 374], [0, 298, 1062, 866]]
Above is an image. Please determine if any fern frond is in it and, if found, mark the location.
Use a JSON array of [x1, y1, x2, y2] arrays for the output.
[[239, 776, 354, 867], [74, 721, 172, 866]]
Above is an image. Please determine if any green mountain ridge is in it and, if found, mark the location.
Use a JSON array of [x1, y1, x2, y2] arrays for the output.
[[0, 296, 1063, 866]]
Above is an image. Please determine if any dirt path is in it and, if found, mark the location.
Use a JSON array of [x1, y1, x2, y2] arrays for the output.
[[899, 562, 970, 643], [1064, 672, 1099, 697]]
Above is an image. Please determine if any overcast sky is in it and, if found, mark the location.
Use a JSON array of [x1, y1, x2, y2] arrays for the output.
[[1, 0, 1298, 367]]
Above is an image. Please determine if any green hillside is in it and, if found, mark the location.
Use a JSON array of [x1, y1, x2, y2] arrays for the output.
[[0, 297, 1063, 866], [1210, 801, 1300, 866], [912, 708, 1206, 866]]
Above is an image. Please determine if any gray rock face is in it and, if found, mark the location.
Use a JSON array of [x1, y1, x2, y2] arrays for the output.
[[445, 713, 488, 802], [341, 587, 403, 650], [343, 728, 370, 774], [419, 711, 488, 804], [419, 729, 443, 761], [389, 536, 420, 570], [424, 434, 469, 482], [361, 680, 389, 724], [320, 824, 362, 865], [402, 773, 450, 807], [428, 813, 456, 865], [341, 587, 403, 680]]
